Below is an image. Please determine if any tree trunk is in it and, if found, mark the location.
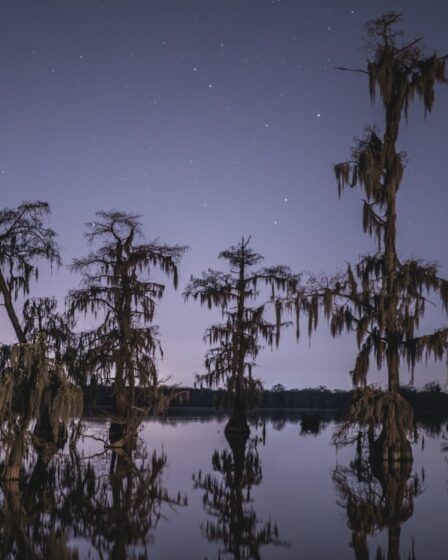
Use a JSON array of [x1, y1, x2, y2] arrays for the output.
[[0, 268, 26, 343], [371, 426, 413, 468], [225, 432, 248, 560], [387, 526, 401, 560], [226, 242, 250, 438], [109, 349, 131, 447], [225, 392, 250, 437], [387, 345, 400, 394], [4, 431, 25, 480]]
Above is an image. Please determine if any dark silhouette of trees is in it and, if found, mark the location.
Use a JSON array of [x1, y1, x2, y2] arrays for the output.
[[283, 12, 448, 466], [333, 433, 421, 559], [193, 434, 286, 559], [0, 202, 60, 344], [55, 438, 186, 560], [184, 237, 294, 436], [0, 432, 185, 560], [0, 202, 81, 480], [68, 210, 187, 446]]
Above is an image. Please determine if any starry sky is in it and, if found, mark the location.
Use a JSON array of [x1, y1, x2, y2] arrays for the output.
[[1, 0, 447, 389]]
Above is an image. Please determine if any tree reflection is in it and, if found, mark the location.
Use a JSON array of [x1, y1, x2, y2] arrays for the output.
[[0, 446, 78, 559], [333, 434, 422, 560], [300, 413, 327, 436], [194, 433, 287, 559], [65, 440, 188, 558], [0, 432, 185, 559]]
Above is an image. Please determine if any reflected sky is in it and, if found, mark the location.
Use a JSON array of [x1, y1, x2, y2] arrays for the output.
[[144, 415, 448, 559], [1, 414, 448, 558]]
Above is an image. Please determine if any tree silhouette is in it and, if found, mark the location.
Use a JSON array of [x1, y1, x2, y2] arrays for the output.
[[0, 432, 185, 559], [284, 12, 448, 465], [184, 237, 293, 436], [193, 434, 287, 559], [333, 432, 421, 560], [0, 202, 81, 480], [56, 439, 186, 559], [68, 210, 187, 446], [0, 202, 60, 344]]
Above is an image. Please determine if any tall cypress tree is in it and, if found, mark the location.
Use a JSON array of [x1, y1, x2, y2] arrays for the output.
[[184, 237, 294, 435], [287, 13, 448, 465], [0, 202, 82, 480], [69, 210, 187, 446]]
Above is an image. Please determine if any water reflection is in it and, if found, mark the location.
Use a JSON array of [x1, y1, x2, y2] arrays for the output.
[[0, 428, 185, 559], [1, 412, 447, 558], [333, 434, 422, 560], [0, 450, 77, 558], [194, 433, 287, 559]]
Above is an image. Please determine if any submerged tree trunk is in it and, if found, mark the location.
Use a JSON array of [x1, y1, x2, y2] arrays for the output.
[[0, 269, 26, 344], [2, 477, 34, 557], [225, 389, 250, 437], [371, 425, 413, 468], [226, 430, 248, 560], [225, 244, 251, 438], [109, 345, 133, 447], [370, 347, 413, 466]]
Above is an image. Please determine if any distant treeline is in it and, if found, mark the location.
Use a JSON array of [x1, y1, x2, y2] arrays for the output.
[[84, 383, 448, 414]]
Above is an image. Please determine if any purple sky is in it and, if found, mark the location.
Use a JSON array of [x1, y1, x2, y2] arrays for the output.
[[1, 0, 447, 389]]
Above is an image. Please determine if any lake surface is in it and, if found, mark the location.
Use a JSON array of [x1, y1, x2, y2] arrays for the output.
[[2, 411, 448, 559]]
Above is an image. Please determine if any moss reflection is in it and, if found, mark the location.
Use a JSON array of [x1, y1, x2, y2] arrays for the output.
[[194, 433, 287, 559], [334, 433, 422, 559], [0, 431, 186, 559]]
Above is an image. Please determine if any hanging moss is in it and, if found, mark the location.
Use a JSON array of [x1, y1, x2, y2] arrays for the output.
[[280, 13, 448, 464], [184, 238, 295, 431]]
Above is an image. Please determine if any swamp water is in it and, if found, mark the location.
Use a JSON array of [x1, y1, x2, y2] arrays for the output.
[[1, 411, 448, 559]]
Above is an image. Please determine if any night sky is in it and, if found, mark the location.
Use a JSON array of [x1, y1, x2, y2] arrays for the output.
[[1, 0, 447, 389]]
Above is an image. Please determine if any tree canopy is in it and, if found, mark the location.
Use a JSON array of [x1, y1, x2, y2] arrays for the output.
[[184, 237, 295, 433], [68, 210, 188, 442]]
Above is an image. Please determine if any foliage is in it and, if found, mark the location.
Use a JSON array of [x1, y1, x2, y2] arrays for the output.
[[184, 237, 295, 415], [193, 436, 287, 558], [0, 202, 81, 478], [0, 340, 82, 479], [68, 210, 188, 423], [333, 435, 421, 559], [278, 13, 448, 459], [331, 12, 448, 388], [0, 201, 61, 343], [0, 435, 186, 559]]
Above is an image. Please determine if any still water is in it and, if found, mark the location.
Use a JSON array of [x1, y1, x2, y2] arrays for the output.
[[2, 411, 448, 559]]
